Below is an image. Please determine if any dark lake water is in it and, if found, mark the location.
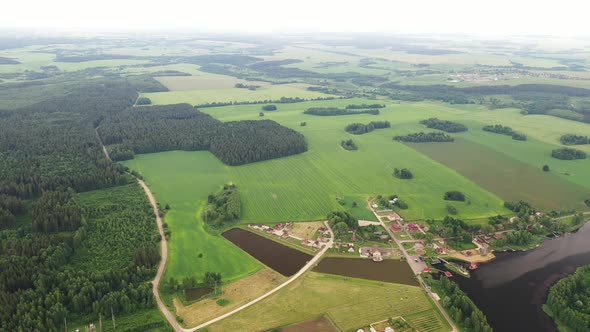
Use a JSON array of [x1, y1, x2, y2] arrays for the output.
[[184, 287, 212, 301], [222, 228, 312, 276], [313, 257, 418, 286], [453, 222, 590, 332]]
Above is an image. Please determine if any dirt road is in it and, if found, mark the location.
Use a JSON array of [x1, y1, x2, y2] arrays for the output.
[[95, 127, 183, 331]]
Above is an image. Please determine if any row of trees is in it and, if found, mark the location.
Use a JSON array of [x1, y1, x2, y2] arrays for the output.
[[344, 121, 390, 135], [419, 118, 468, 133], [560, 134, 590, 145], [100, 104, 308, 166], [394, 132, 454, 143], [304, 107, 379, 116], [346, 103, 385, 109], [551, 148, 587, 160], [482, 124, 527, 140]]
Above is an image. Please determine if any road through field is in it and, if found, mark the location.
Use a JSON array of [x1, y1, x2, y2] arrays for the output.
[[186, 221, 334, 331]]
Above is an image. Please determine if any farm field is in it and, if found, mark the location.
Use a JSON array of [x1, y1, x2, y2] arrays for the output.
[[142, 83, 331, 105], [155, 74, 270, 91], [410, 138, 590, 211], [122, 152, 261, 284], [174, 268, 286, 327], [206, 272, 450, 332]]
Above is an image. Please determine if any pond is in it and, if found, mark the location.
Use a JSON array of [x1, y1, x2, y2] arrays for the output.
[[184, 287, 212, 301], [313, 257, 418, 286], [453, 222, 590, 332], [222, 228, 312, 277]]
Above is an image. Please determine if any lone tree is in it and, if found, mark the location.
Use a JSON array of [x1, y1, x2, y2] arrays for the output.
[[259, 112, 264, 117], [542, 165, 550, 172]]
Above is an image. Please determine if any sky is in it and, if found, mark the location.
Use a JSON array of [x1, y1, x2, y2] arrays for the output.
[[1, 0, 589, 36]]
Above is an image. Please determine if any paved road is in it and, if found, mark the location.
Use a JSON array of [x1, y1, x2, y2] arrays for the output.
[[376, 211, 458, 332]]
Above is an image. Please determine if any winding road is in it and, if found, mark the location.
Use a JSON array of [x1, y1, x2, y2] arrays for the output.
[[96, 126, 333, 332]]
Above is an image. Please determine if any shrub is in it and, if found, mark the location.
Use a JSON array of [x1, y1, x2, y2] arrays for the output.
[[446, 204, 458, 215], [262, 104, 277, 111], [542, 165, 550, 172], [444, 191, 465, 201], [393, 168, 413, 179]]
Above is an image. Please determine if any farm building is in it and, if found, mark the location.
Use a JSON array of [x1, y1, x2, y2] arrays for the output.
[[387, 213, 403, 222], [390, 224, 402, 232]]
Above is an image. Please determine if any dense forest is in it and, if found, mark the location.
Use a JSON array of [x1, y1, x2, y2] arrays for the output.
[[560, 134, 590, 145], [394, 132, 454, 143], [482, 124, 527, 140], [304, 107, 379, 116], [551, 148, 587, 160], [344, 121, 390, 135], [0, 74, 168, 331], [428, 276, 493, 332], [380, 83, 590, 123], [419, 118, 468, 133], [99, 103, 308, 166], [546, 265, 590, 332], [202, 184, 241, 228]]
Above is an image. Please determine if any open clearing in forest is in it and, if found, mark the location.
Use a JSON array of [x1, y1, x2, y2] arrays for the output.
[[206, 272, 450, 332], [174, 268, 286, 327], [142, 83, 330, 105], [155, 74, 270, 91]]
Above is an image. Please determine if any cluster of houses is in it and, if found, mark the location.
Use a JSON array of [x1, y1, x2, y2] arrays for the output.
[[248, 222, 294, 239], [247, 223, 331, 249], [390, 222, 424, 232]]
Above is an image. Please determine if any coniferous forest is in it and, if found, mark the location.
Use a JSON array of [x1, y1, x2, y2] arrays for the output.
[[99, 103, 308, 165]]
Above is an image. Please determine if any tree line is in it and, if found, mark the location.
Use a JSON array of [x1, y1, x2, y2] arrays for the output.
[[345, 121, 390, 135], [560, 134, 590, 145], [99, 103, 308, 166], [304, 107, 379, 116], [394, 132, 454, 143], [419, 118, 468, 133], [482, 124, 527, 141], [551, 148, 587, 160]]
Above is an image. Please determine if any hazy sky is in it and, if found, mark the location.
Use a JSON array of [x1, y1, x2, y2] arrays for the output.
[[2, 0, 589, 36]]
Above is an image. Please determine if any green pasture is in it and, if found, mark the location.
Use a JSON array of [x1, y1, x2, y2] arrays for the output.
[[123, 152, 261, 283], [143, 83, 330, 105]]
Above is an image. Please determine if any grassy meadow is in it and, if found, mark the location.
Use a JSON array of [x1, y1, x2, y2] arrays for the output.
[[122, 152, 261, 284], [142, 83, 330, 105]]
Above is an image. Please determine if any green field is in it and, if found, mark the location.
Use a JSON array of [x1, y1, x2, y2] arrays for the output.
[[207, 272, 450, 332], [142, 83, 331, 105], [411, 138, 590, 211], [123, 152, 261, 283]]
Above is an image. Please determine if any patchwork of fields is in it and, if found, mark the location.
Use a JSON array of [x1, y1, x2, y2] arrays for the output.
[[207, 272, 450, 332]]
